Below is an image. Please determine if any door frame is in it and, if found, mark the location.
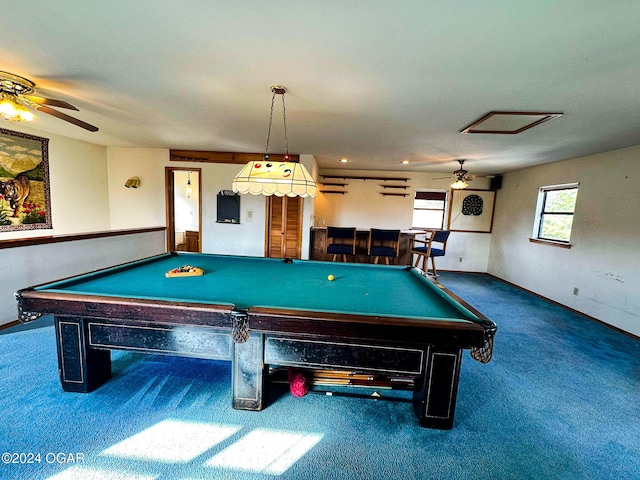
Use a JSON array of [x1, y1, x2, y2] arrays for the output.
[[165, 166, 202, 252]]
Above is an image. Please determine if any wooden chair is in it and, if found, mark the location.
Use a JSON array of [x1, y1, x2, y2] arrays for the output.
[[326, 227, 357, 262], [411, 230, 450, 278], [368, 229, 401, 265]]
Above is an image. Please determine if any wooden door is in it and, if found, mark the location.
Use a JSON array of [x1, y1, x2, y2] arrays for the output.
[[185, 230, 200, 252], [266, 196, 302, 258]]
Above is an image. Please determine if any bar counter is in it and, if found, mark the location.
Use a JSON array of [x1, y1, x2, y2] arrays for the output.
[[309, 227, 421, 265]]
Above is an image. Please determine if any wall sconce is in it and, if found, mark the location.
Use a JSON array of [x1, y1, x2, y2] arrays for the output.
[[125, 177, 140, 188]]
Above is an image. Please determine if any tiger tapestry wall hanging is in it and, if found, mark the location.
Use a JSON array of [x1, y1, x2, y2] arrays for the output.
[[0, 128, 52, 232]]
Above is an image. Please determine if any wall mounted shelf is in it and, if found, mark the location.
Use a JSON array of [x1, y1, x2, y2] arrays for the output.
[[321, 182, 348, 187], [320, 190, 347, 195], [379, 192, 410, 197], [322, 175, 410, 182], [380, 185, 409, 189]]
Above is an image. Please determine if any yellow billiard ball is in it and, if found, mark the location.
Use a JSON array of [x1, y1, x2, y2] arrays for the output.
[[327, 274, 335, 281]]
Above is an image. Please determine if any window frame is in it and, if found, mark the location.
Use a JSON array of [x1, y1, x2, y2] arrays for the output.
[[412, 190, 448, 230], [532, 183, 579, 246]]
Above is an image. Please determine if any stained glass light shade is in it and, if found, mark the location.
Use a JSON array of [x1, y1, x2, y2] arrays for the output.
[[232, 161, 317, 197]]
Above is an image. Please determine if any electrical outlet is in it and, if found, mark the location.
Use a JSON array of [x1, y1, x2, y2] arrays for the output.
[[247, 210, 253, 222], [573, 287, 579, 296]]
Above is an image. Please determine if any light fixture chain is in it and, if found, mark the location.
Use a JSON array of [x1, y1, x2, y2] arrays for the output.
[[232, 84, 317, 197], [264, 90, 277, 154], [281, 93, 289, 155]]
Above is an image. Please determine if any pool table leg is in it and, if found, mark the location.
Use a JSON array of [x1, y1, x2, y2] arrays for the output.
[[54, 317, 111, 393], [232, 332, 266, 411], [413, 346, 462, 430]]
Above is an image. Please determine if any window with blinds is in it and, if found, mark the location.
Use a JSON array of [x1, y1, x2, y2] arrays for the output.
[[412, 191, 447, 229]]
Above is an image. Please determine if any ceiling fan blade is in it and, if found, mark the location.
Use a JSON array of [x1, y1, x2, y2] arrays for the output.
[[24, 95, 79, 111], [35, 105, 99, 132], [432, 175, 453, 180]]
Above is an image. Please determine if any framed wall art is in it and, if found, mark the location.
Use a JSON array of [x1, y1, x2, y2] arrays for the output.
[[0, 128, 52, 232], [448, 189, 496, 233]]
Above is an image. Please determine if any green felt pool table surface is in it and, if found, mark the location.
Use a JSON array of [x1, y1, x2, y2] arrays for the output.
[[37, 252, 481, 324]]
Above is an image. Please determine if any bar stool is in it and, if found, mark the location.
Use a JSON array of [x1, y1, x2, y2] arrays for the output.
[[411, 230, 450, 278], [368, 229, 400, 264], [326, 227, 357, 262]]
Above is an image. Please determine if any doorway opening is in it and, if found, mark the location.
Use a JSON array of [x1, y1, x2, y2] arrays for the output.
[[166, 167, 202, 252]]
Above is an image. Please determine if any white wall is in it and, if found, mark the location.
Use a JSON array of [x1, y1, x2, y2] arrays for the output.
[[2, 230, 166, 326], [0, 123, 110, 240], [173, 170, 199, 232], [489, 146, 640, 336], [107, 147, 168, 229], [314, 168, 492, 272], [314, 168, 418, 229], [200, 163, 269, 256], [106, 149, 318, 258]]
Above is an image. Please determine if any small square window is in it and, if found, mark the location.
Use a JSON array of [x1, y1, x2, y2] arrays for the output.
[[534, 184, 578, 243]]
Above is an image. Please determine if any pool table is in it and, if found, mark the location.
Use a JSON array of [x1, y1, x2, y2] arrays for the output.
[[16, 252, 496, 429]]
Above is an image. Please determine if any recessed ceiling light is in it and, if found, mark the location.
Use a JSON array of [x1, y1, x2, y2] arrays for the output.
[[401, 160, 410, 165], [340, 158, 349, 163], [460, 111, 563, 134]]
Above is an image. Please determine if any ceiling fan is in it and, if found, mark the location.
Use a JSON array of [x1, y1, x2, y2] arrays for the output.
[[433, 159, 480, 189], [0, 70, 98, 132]]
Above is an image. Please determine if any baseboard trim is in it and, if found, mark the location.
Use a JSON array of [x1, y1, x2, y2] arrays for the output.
[[485, 273, 640, 342], [0, 320, 20, 331]]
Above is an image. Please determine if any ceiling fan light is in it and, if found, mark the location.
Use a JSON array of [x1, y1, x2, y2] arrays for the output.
[[0, 94, 35, 122], [15, 103, 35, 121], [0, 71, 96, 130], [0, 95, 19, 118], [451, 179, 468, 190]]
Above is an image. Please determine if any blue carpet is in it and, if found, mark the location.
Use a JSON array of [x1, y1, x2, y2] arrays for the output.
[[1, 273, 639, 479]]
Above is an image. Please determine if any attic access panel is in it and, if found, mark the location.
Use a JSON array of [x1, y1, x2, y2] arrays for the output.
[[460, 111, 563, 134]]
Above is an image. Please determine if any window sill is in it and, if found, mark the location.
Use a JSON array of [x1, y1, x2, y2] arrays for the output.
[[529, 238, 572, 249]]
